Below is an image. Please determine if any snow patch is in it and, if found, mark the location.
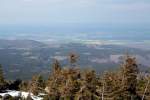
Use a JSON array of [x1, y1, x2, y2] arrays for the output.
[[0, 90, 43, 100]]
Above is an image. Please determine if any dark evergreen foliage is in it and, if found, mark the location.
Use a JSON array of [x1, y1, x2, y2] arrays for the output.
[[9, 79, 22, 90], [0, 55, 150, 99]]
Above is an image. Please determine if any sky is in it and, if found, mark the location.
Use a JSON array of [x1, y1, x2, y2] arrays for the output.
[[0, 0, 150, 33]]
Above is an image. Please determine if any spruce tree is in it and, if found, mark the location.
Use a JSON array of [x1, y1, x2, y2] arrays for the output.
[[52, 59, 61, 75], [120, 56, 140, 99], [0, 64, 5, 91], [29, 75, 45, 95], [47, 59, 62, 99], [0, 64, 4, 83], [69, 53, 79, 67], [76, 69, 99, 100]]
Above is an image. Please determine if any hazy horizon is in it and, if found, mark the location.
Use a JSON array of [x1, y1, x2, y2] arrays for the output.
[[0, 0, 150, 36]]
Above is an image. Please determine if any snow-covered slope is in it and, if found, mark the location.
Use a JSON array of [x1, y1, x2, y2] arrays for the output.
[[0, 90, 43, 100]]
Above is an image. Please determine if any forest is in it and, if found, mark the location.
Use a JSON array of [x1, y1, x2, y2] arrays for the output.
[[0, 54, 150, 100]]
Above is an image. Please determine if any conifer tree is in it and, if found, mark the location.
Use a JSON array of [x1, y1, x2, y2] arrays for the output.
[[59, 68, 81, 99], [0, 64, 4, 83], [0, 64, 5, 91], [103, 71, 113, 92], [69, 53, 79, 67], [29, 75, 45, 95], [47, 59, 62, 99], [117, 55, 141, 99], [142, 75, 150, 100], [76, 69, 99, 100], [52, 59, 61, 74]]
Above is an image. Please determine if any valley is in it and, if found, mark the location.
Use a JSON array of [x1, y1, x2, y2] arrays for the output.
[[0, 39, 149, 80]]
